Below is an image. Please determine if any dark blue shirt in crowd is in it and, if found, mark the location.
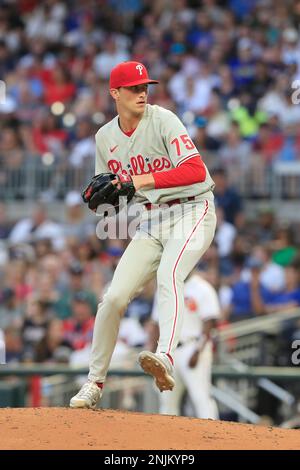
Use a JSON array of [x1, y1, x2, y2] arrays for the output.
[[230, 281, 282, 320], [215, 188, 243, 224], [266, 289, 300, 307]]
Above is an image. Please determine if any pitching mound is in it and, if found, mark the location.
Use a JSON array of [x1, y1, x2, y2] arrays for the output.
[[0, 408, 299, 450]]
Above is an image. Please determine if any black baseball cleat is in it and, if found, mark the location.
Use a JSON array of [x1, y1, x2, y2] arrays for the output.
[[138, 351, 175, 392]]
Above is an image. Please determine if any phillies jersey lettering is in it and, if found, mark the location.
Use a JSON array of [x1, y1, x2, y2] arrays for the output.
[[95, 104, 215, 204], [107, 155, 172, 175]]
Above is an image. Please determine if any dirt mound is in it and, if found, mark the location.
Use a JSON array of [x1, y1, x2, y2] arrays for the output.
[[0, 408, 299, 450]]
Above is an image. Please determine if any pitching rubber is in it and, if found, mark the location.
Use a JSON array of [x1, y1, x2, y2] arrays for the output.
[[138, 351, 175, 392]]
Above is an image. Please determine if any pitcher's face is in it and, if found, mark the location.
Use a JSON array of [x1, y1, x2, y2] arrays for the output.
[[110, 84, 148, 117]]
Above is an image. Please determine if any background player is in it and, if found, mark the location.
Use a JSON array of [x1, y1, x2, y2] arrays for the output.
[[70, 61, 216, 409], [149, 270, 220, 419]]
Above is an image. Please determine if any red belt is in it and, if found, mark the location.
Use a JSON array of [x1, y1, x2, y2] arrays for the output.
[[144, 196, 196, 210]]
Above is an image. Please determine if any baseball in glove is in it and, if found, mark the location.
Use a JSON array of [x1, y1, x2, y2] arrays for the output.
[[82, 172, 136, 212]]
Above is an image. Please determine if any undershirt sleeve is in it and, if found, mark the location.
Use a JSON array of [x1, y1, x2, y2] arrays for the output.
[[152, 155, 206, 189]]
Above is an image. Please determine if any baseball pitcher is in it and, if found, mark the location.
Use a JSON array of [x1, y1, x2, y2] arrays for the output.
[[70, 61, 216, 409]]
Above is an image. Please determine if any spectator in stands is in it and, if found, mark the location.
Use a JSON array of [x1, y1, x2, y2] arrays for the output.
[[271, 226, 298, 267], [205, 91, 231, 144], [214, 206, 236, 276], [0, 127, 27, 199], [9, 203, 65, 251], [0, 288, 22, 330], [63, 291, 95, 350], [0, 39, 15, 76], [253, 121, 284, 165], [21, 295, 52, 360], [54, 261, 97, 320], [34, 239, 53, 259], [215, 65, 237, 108], [0, 203, 12, 239], [44, 64, 76, 106], [63, 191, 95, 242], [211, 168, 243, 224], [34, 271, 61, 314], [125, 280, 156, 326], [229, 37, 257, 91], [222, 257, 268, 321], [5, 257, 33, 303], [31, 111, 68, 155], [248, 244, 286, 294], [252, 207, 277, 243], [192, 116, 221, 152], [4, 326, 24, 364], [251, 259, 300, 315], [25, 1, 66, 43], [93, 35, 129, 80], [38, 253, 66, 292], [35, 318, 72, 363], [222, 242, 287, 320], [98, 239, 126, 283], [251, 61, 273, 101], [219, 123, 252, 186], [68, 116, 95, 168]]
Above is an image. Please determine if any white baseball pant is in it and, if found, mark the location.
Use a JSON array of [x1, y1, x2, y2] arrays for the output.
[[88, 197, 216, 383]]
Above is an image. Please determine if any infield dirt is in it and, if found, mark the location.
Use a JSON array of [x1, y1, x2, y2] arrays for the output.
[[0, 408, 299, 450]]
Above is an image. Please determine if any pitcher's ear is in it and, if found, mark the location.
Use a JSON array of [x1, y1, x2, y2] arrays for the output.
[[110, 88, 119, 100]]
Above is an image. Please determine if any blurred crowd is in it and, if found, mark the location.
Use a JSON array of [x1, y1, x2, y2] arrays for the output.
[[0, 192, 156, 365], [0, 0, 300, 370], [0, 0, 300, 196]]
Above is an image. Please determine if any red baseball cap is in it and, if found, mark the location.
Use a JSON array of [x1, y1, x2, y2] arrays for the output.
[[109, 61, 159, 89]]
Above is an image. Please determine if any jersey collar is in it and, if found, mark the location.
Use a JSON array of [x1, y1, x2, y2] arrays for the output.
[[116, 105, 150, 142]]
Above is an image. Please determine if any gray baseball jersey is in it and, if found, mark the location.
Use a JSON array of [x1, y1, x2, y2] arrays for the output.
[[95, 104, 215, 204]]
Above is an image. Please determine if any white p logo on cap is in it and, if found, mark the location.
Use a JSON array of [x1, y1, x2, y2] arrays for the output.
[[136, 64, 143, 76]]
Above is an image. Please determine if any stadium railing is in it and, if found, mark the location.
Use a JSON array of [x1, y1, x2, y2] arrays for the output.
[[2, 156, 300, 202]]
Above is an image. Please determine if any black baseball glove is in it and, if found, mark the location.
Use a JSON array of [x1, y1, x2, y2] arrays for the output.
[[82, 172, 136, 212]]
